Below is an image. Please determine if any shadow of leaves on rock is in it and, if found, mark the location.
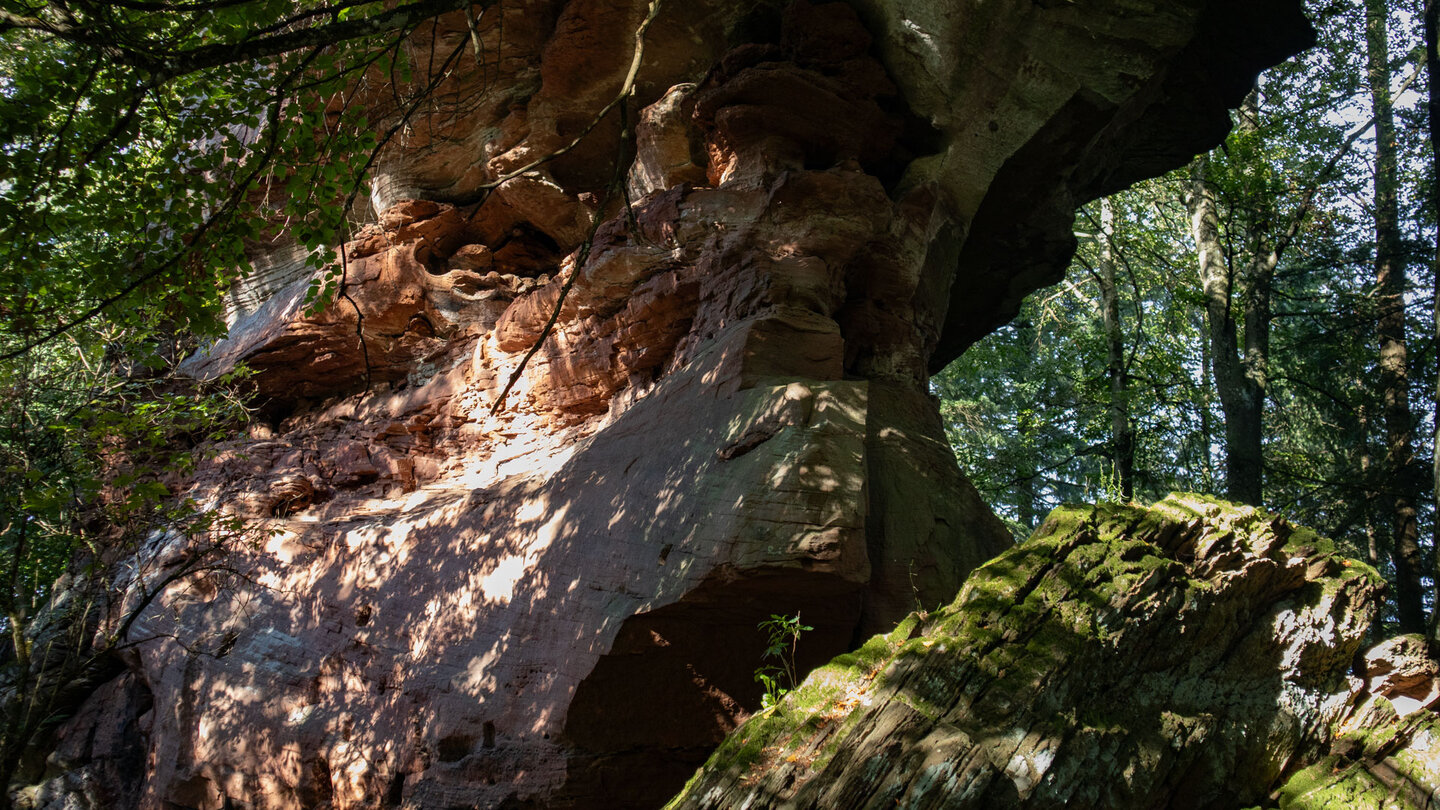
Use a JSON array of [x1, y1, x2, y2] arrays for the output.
[[100, 355, 902, 810]]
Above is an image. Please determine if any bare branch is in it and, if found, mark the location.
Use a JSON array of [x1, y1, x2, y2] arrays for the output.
[[487, 0, 664, 413]]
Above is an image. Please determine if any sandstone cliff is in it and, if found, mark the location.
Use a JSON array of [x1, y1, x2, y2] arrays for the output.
[[19, 0, 1315, 807]]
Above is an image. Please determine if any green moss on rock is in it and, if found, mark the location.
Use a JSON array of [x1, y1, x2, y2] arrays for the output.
[[1272, 696, 1440, 809], [667, 494, 1385, 810]]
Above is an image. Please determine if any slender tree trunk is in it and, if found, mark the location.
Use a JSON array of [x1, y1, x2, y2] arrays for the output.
[[1366, 0, 1424, 633], [1187, 154, 1264, 506], [1017, 470, 1037, 533], [1018, 322, 1040, 531], [1198, 312, 1217, 492], [1232, 90, 1275, 508], [1355, 401, 1378, 564], [1240, 238, 1276, 502], [1017, 420, 1038, 533], [1358, 404, 1386, 639], [1098, 199, 1135, 500], [1425, 0, 1440, 639]]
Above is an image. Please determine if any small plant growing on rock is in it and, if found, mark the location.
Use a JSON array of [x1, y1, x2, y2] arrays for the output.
[[755, 612, 812, 710]]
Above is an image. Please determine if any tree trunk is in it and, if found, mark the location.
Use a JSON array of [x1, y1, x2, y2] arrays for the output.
[[1198, 311, 1217, 492], [1357, 404, 1385, 639], [1187, 153, 1265, 506], [1098, 199, 1135, 500], [1017, 469, 1038, 533], [1018, 322, 1040, 532], [1425, 0, 1440, 639], [1366, 0, 1424, 633]]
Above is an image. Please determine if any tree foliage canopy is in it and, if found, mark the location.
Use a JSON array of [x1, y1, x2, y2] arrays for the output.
[[0, 0, 477, 360], [938, 0, 1437, 633]]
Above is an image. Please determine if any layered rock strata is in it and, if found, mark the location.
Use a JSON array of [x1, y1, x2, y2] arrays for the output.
[[1271, 634, 1440, 808], [666, 496, 1385, 809], [29, 0, 1313, 807]]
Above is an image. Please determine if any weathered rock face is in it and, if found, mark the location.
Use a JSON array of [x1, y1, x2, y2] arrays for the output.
[[666, 496, 1385, 809], [1271, 634, 1440, 809], [30, 0, 1313, 808]]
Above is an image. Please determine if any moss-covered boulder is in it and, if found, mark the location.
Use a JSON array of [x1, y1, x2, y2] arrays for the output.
[[1272, 634, 1440, 809], [665, 495, 1385, 809]]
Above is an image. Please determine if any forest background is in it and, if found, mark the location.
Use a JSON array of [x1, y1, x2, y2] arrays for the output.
[[937, 0, 1440, 635]]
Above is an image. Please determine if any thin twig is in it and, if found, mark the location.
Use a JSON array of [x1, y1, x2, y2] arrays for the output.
[[486, 0, 661, 414], [329, 34, 471, 389], [470, 0, 662, 200], [488, 108, 632, 414]]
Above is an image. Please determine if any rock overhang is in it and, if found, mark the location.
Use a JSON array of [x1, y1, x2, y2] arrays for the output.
[[37, 0, 1324, 808]]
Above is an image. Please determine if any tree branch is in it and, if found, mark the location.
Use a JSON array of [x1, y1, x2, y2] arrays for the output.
[[487, 0, 663, 413], [3, 0, 489, 81]]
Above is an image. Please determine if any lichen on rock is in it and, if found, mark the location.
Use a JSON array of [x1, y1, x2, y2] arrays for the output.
[[1271, 634, 1440, 809], [666, 495, 1385, 809]]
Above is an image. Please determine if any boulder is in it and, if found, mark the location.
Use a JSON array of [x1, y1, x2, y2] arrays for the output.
[[666, 495, 1384, 809], [1273, 635, 1440, 809]]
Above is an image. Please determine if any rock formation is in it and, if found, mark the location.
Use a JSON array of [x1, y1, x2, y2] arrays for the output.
[[666, 495, 1386, 809], [19, 0, 1315, 807], [1270, 634, 1440, 808]]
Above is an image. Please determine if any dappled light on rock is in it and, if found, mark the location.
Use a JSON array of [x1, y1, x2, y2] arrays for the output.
[[19, 0, 1318, 807], [1270, 634, 1440, 808]]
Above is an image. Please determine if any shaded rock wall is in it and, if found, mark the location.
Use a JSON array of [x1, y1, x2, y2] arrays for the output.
[[666, 496, 1385, 809], [31, 0, 1311, 808]]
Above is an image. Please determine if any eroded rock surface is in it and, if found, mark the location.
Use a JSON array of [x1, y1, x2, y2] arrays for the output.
[[27, 0, 1313, 807], [666, 496, 1384, 809], [1272, 635, 1440, 809]]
